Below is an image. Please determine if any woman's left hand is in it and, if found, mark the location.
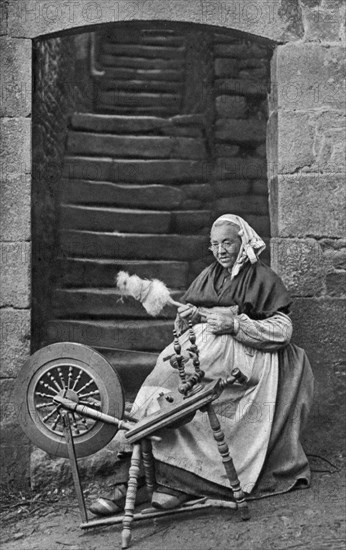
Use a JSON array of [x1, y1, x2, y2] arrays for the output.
[[205, 309, 235, 334]]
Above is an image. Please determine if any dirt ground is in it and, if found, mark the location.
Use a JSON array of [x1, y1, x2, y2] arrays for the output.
[[1, 454, 345, 550]]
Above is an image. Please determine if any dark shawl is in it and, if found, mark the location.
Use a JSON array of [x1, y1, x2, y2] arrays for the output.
[[183, 260, 292, 320]]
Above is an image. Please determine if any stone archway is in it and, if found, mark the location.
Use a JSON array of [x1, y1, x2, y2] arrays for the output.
[[1, 0, 345, 486]]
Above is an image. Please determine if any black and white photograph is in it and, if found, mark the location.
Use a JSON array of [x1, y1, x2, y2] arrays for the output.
[[0, 1, 345, 549]]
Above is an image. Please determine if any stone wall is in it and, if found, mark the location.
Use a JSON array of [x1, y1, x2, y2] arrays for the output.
[[31, 33, 92, 351], [0, 34, 32, 486], [268, 7, 346, 452], [0, 31, 94, 486], [212, 31, 272, 259]]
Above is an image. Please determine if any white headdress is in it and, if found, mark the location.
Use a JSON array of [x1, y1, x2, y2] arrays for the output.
[[211, 214, 266, 279]]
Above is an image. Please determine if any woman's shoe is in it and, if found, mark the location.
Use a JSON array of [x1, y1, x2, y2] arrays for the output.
[[151, 486, 191, 510], [89, 482, 148, 517], [89, 496, 124, 516]]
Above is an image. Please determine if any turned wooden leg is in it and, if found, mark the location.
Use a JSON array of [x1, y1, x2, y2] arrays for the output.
[[61, 412, 88, 523], [206, 403, 250, 521], [141, 438, 156, 501], [121, 443, 141, 549]]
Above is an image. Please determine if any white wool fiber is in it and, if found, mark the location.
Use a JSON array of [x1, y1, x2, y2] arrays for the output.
[[116, 271, 173, 316], [142, 279, 172, 316], [116, 271, 130, 292]]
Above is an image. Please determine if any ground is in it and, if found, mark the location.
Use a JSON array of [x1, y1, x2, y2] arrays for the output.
[[1, 453, 345, 550]]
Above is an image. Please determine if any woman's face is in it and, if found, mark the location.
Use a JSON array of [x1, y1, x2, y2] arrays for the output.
[[210, 223, 241, 270]]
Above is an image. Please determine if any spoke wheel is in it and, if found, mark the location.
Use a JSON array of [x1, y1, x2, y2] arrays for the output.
[[16, 343, 124, 458]]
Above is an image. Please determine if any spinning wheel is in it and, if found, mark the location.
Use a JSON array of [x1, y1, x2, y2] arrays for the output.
[[16, 342, 124, 458], [16, 333, 250, 549]]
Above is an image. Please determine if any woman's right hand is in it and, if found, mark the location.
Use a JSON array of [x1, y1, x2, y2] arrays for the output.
[[174, 304, 201, 335], [177, 303, 199, 320]]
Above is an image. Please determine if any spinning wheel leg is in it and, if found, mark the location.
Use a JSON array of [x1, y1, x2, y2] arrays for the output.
[[141, 438, 156, 501], [122, 443, 141, 549], [206, 404, 250, 521], [61, 412, 88, 523]]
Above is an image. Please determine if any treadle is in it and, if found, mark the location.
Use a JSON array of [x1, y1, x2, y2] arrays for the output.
[[80, 498, 237, 529]]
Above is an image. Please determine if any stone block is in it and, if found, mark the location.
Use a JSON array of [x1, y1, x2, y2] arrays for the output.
[[252, 179, 268, 195], [272, 44, 346, 111], [277, 110, 345, 174], [267, 112, 278, 181], [64, 158, 210, 184], [215, 78, 267, 98], [0, 0, 9, 35], [215, 119, 266, 144], [0, 379, 31, 482], [0, 241, 31, 307], [180, 199, 202, 210], [214, 144, 240, 157], [239, 58, 267, 70], [255, 144, 266, 158], [60, 205, 171, 234], [277, 112, 315, 174], [70, 113, 204, 134], [103, 43, 185, 59], [60, 230, 208, 261], [172, 210, 212, 234], [271, 174, 346, 238], [8, 0, 303, 42], [100, 55, 183, 72], [216, 157, 267, 180], [214, 43, 268, 59], [326, 271, 346, 297], [67, 132, 206, 160], [30, 440, 134, 489], [0, 308, 31, 377], [61, 180, 183, 210], [180, 183, 212, 201], [214, 179, 252, 197], [291, 298, 346, 451], [0, 118, 31, 179], [215, 95, 247, 118], [0, 173, 31, 240], [239, 67, 268, 81], [47, 319, 174, 352], [52, 288, 182, 320], [301, 4, 345, 42], [321, 239, 346, 270], [0, 37, 32, 116], [215, 195, 268, 216], [215, 178, 267, 198], [0, 378, 17, 424], [0, 439, 31, 488], [58, 258, 189, 289], [0, 443, 31, 487], [271, 238, 326, 297], [215, 58, 239, 78]]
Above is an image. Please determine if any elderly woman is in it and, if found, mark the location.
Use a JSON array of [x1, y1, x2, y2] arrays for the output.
[[90, 214, 314, 514]]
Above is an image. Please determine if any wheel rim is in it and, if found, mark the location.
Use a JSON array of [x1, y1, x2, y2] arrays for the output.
[[16, 343, 125, 458]]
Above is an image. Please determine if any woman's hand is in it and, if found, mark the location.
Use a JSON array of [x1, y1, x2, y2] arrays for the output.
[[174, 304, 200, 336], [177, 303, 199, 321], [205, 309, 235, 334]]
